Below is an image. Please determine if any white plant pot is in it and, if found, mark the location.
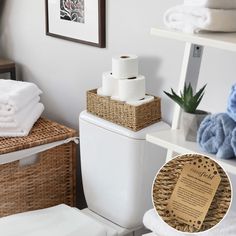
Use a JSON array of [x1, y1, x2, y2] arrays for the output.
[[181, 110, 209, 142]]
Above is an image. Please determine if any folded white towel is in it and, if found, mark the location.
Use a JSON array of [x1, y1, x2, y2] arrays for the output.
[[0, 204, 106, 236], [164, 5, 236, 33], [143, 209, 183, 236], [143, 209, 236, 236], [184, 0, 236, 9], [0, 103, 44, 137], [0, 96, 40, 124], [0, 79, 42, 115]]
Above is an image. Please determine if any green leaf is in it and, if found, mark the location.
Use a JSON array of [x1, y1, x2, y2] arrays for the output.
[[194, 84, 207, 101], [164, 91, 184, 109], [195, 93, 205, 108], [163, 83, 207, 113]]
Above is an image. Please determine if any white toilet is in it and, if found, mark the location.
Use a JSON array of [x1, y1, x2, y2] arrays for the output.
[[0, 110, 169, 236], [78, 111, 169, 235]]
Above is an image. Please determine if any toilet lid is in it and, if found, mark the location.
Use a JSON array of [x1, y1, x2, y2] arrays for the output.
[[80, 111, 170, 140], [0, 204, 107, 236]]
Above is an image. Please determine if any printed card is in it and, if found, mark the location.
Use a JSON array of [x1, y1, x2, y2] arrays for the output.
[[166, 157, 221, 230]]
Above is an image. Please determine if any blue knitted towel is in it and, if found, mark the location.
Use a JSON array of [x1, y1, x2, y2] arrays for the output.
[[227, 84, 236, 122], [231, 128, 236, 156], [197, 113, 236, 159]]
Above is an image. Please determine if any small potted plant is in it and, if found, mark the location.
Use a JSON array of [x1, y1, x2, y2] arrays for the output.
[[164, 83, 208, 142]]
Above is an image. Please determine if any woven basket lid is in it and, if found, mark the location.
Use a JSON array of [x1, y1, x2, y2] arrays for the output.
[[0, 117, 76, 155]]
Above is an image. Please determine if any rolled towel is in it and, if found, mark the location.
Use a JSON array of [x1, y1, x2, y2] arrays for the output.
[[0, 96, 40, 124], [0, 79, 42, 116], [197, 113, 236, 159], [184, 0, 236, 9], [164, 5, 236, 33], [227, 84, 236, 122], [143, 208, 236, 236], [0, 103, 44, 137]]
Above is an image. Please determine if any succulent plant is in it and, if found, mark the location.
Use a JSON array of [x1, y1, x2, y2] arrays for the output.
[[164, 83, 207, 114]]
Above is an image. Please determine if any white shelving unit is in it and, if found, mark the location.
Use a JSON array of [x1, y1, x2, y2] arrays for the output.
[[151, 27, 236, 52], [146, 129, 236, 174], [147, 27, 236, 174]]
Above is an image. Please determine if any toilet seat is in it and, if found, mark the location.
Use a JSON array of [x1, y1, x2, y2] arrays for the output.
[[81, 208, 137, 236], [0, 204, 108, 236]]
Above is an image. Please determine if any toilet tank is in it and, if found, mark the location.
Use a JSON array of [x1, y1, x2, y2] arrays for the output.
[[79, 111, 169, 229]]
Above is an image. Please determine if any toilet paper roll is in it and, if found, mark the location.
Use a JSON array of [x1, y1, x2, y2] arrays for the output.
[[118, 75, 146, 101], [112, 55, 138, 79], [111, 96, 124, 102], [97, 87, 108, 97], [102, 71, 118, 96], [126, 95, 155, 106]]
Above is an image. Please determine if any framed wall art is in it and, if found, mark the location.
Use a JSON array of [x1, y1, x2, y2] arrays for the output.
[[45, 0, 106, 48]]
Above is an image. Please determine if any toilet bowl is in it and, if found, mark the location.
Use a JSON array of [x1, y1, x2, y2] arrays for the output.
[[78, 111, 170, 235]]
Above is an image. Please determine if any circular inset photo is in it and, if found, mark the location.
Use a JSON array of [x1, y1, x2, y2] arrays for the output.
[[152, 153, 232, 233]]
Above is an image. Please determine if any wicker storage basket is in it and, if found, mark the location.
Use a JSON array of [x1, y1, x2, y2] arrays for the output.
[[87, 89, 161, 131], [0, 118, 77, 217]]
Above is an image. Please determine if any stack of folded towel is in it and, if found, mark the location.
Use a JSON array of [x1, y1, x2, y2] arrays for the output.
[[197, 84, 236, 159], [164, 0, 236, 33], [0, 79, 44, 137]]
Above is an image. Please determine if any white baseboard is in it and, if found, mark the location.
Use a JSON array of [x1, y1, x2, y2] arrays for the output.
[[142, 233, 156, 236]]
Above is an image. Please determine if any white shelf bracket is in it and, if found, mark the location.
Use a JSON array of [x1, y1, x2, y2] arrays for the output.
[[167, 42, 204, 162], [172, 43, 204, 129]]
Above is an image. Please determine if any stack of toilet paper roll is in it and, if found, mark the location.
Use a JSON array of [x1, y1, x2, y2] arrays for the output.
[[97, 55, 154, 106]]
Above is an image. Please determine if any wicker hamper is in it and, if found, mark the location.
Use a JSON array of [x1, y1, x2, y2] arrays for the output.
[[0, 118, 77, 217], [87, 89, 162, 131]]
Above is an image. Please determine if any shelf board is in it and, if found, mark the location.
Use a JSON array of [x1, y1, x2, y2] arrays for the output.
[[146, 129, 236, 174], [151, 27, 236, 52]]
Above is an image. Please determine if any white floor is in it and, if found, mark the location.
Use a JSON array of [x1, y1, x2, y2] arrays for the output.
[[126, 228, 150, 236], [141, 233, 156, 236]]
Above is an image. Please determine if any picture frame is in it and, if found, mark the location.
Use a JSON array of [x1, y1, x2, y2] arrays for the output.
[[45, 0, 106, 48]]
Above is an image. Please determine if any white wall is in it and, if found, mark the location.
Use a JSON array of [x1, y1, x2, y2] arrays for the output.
[[1, 0, 236, 126], [1, 0, 236, 207], [0, 0, 185, 128], [1, 0, 236, 128]]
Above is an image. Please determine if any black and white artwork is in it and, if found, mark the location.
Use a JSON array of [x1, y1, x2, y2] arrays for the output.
[[60, 0, 85, 23], [46, 0, 106, 47]]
